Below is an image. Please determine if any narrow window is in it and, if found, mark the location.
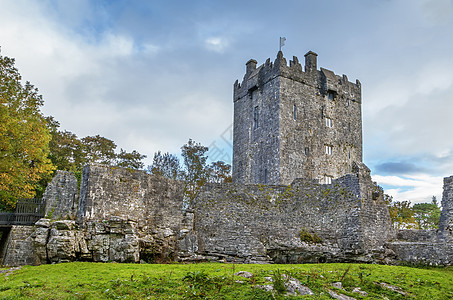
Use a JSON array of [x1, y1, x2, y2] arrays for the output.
[[325, 176, 332, 184], [325, 117, 333, 128], [293, 104, 297, 120], [348, 123, 351, 132], [327, 91, 335, 100], [325, 145, 332, 155], [304, 147, 310, 156], [253, 106, 259, 129], [349, 151, 351, 159], [264, 169, 268, 184], [346, 98, 350, 107]]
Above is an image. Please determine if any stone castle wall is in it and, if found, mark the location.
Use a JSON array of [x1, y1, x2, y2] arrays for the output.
[[2, 164, 453, 266], [2, 164, 393, 265]]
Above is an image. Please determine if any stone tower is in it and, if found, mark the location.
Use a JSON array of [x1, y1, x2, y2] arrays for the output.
[[232, 51, 362, 185]]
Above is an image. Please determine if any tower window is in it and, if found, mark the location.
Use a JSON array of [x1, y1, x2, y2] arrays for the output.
[[346, 98, 350, 107], [253, 106, 259, 129], [324, 176, 332, 184], [264, 169, 268, 184], [348, 123, 351, 132], [325, 145, 332, 155], [325, 117, 333, 128], [304, 147, 310, 156], [327, 91, 335, 100], [293, 104, 297, 120]]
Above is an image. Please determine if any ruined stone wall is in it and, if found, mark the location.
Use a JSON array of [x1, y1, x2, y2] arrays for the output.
[[180, 172, 392, 264], [77, 164, 185, 226], [3, 164, 453, 267], [439, 175, 453, 242], [42, 170, 79, 220], [2, 226, 40, 266]]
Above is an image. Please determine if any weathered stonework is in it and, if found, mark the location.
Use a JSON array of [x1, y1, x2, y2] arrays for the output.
[[233, 51, 362, 185], [2, 164, 453, 266], [42, 170, 78, 220]]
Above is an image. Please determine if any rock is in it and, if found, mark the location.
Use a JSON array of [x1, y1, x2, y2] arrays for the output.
[[255, 284, 273, 292], [375, 282, 412, 297], [234, 271, 254, 278], [54, 220, 76, 231], [327, 289, 357, 300], [352, 287, 368, 296], [282, 274, 314, 296], [35, 218, 50, 228], [332, 281, 343, 290]]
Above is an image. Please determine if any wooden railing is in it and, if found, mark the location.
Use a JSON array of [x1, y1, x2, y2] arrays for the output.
[[0, 198, 46, 226]]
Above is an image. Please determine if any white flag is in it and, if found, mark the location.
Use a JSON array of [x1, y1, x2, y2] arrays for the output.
[[280, 37, 286, 49]]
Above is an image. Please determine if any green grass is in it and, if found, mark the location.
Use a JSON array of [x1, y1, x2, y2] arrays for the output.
[[0, 262, 452, 299]]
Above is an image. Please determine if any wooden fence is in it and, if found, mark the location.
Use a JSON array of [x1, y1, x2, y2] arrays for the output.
[[0, 198, 46, 226]]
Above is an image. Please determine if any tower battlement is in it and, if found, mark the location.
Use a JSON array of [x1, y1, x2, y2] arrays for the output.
[[234, 51, 361, 103], [232, 51, 363, 185]]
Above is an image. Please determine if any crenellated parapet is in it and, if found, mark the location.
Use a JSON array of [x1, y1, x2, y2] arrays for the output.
[[234, 51, 361, 104]]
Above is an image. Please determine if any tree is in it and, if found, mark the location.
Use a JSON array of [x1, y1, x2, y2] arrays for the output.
[[181, 139, 209, 201], [116, 149, 146, 169], [388, 200, 418, 229], [81, 135, 117, 165], [208, 161, 232, 183], [413, 196, 441, 230], [147, 151, 181, 180], [49, 129, 85, 172], [0, 54, 54, 210]]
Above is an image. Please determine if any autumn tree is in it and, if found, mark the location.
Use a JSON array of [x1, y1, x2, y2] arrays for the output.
[[388, 200, 418, 229], [0, 53, 54, 210], [147, 151, 181, 180]]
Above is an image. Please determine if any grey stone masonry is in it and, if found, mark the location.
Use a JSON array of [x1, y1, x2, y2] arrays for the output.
[[232, 51, 362, 185], [43, 170, 79, 220], [439, 175, 453, 242]]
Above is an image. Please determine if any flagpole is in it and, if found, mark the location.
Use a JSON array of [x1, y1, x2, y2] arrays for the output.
[[279, 37, 286, 52]]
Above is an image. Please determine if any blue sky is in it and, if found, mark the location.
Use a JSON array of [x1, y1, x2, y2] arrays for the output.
[[1, 0, 453, 203]]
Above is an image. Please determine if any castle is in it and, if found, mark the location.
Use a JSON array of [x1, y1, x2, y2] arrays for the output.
[[233, 51, 362, 185], [1, 51, 452, 267]]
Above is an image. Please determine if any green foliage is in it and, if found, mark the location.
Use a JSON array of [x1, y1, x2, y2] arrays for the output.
[[81, 135, 118, 165], [387, 196, 441, 230], [147, 151, 181, 180], [413, 196, 441, 229], [388, 200, 418, 229], [0, 262, 452, 299], [271, 269, 287, 294], [181, 139, 209, 202], [0, 53, 55, 210], [299, 228, 323, 244], [116, 148, 146, 169], [207, 160, 232, 183]]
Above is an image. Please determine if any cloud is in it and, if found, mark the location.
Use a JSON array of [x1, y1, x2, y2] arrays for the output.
[[375, 161, 425, 175], [205, 37, 229, 53], [421, 0, 453, 25], [372, 174, 443, 204]]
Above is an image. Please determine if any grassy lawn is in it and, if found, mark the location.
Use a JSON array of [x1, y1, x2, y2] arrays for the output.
[[1, 262, 452, 299]]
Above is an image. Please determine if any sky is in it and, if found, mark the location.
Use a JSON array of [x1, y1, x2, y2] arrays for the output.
[[1, 0, 453, 204]]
